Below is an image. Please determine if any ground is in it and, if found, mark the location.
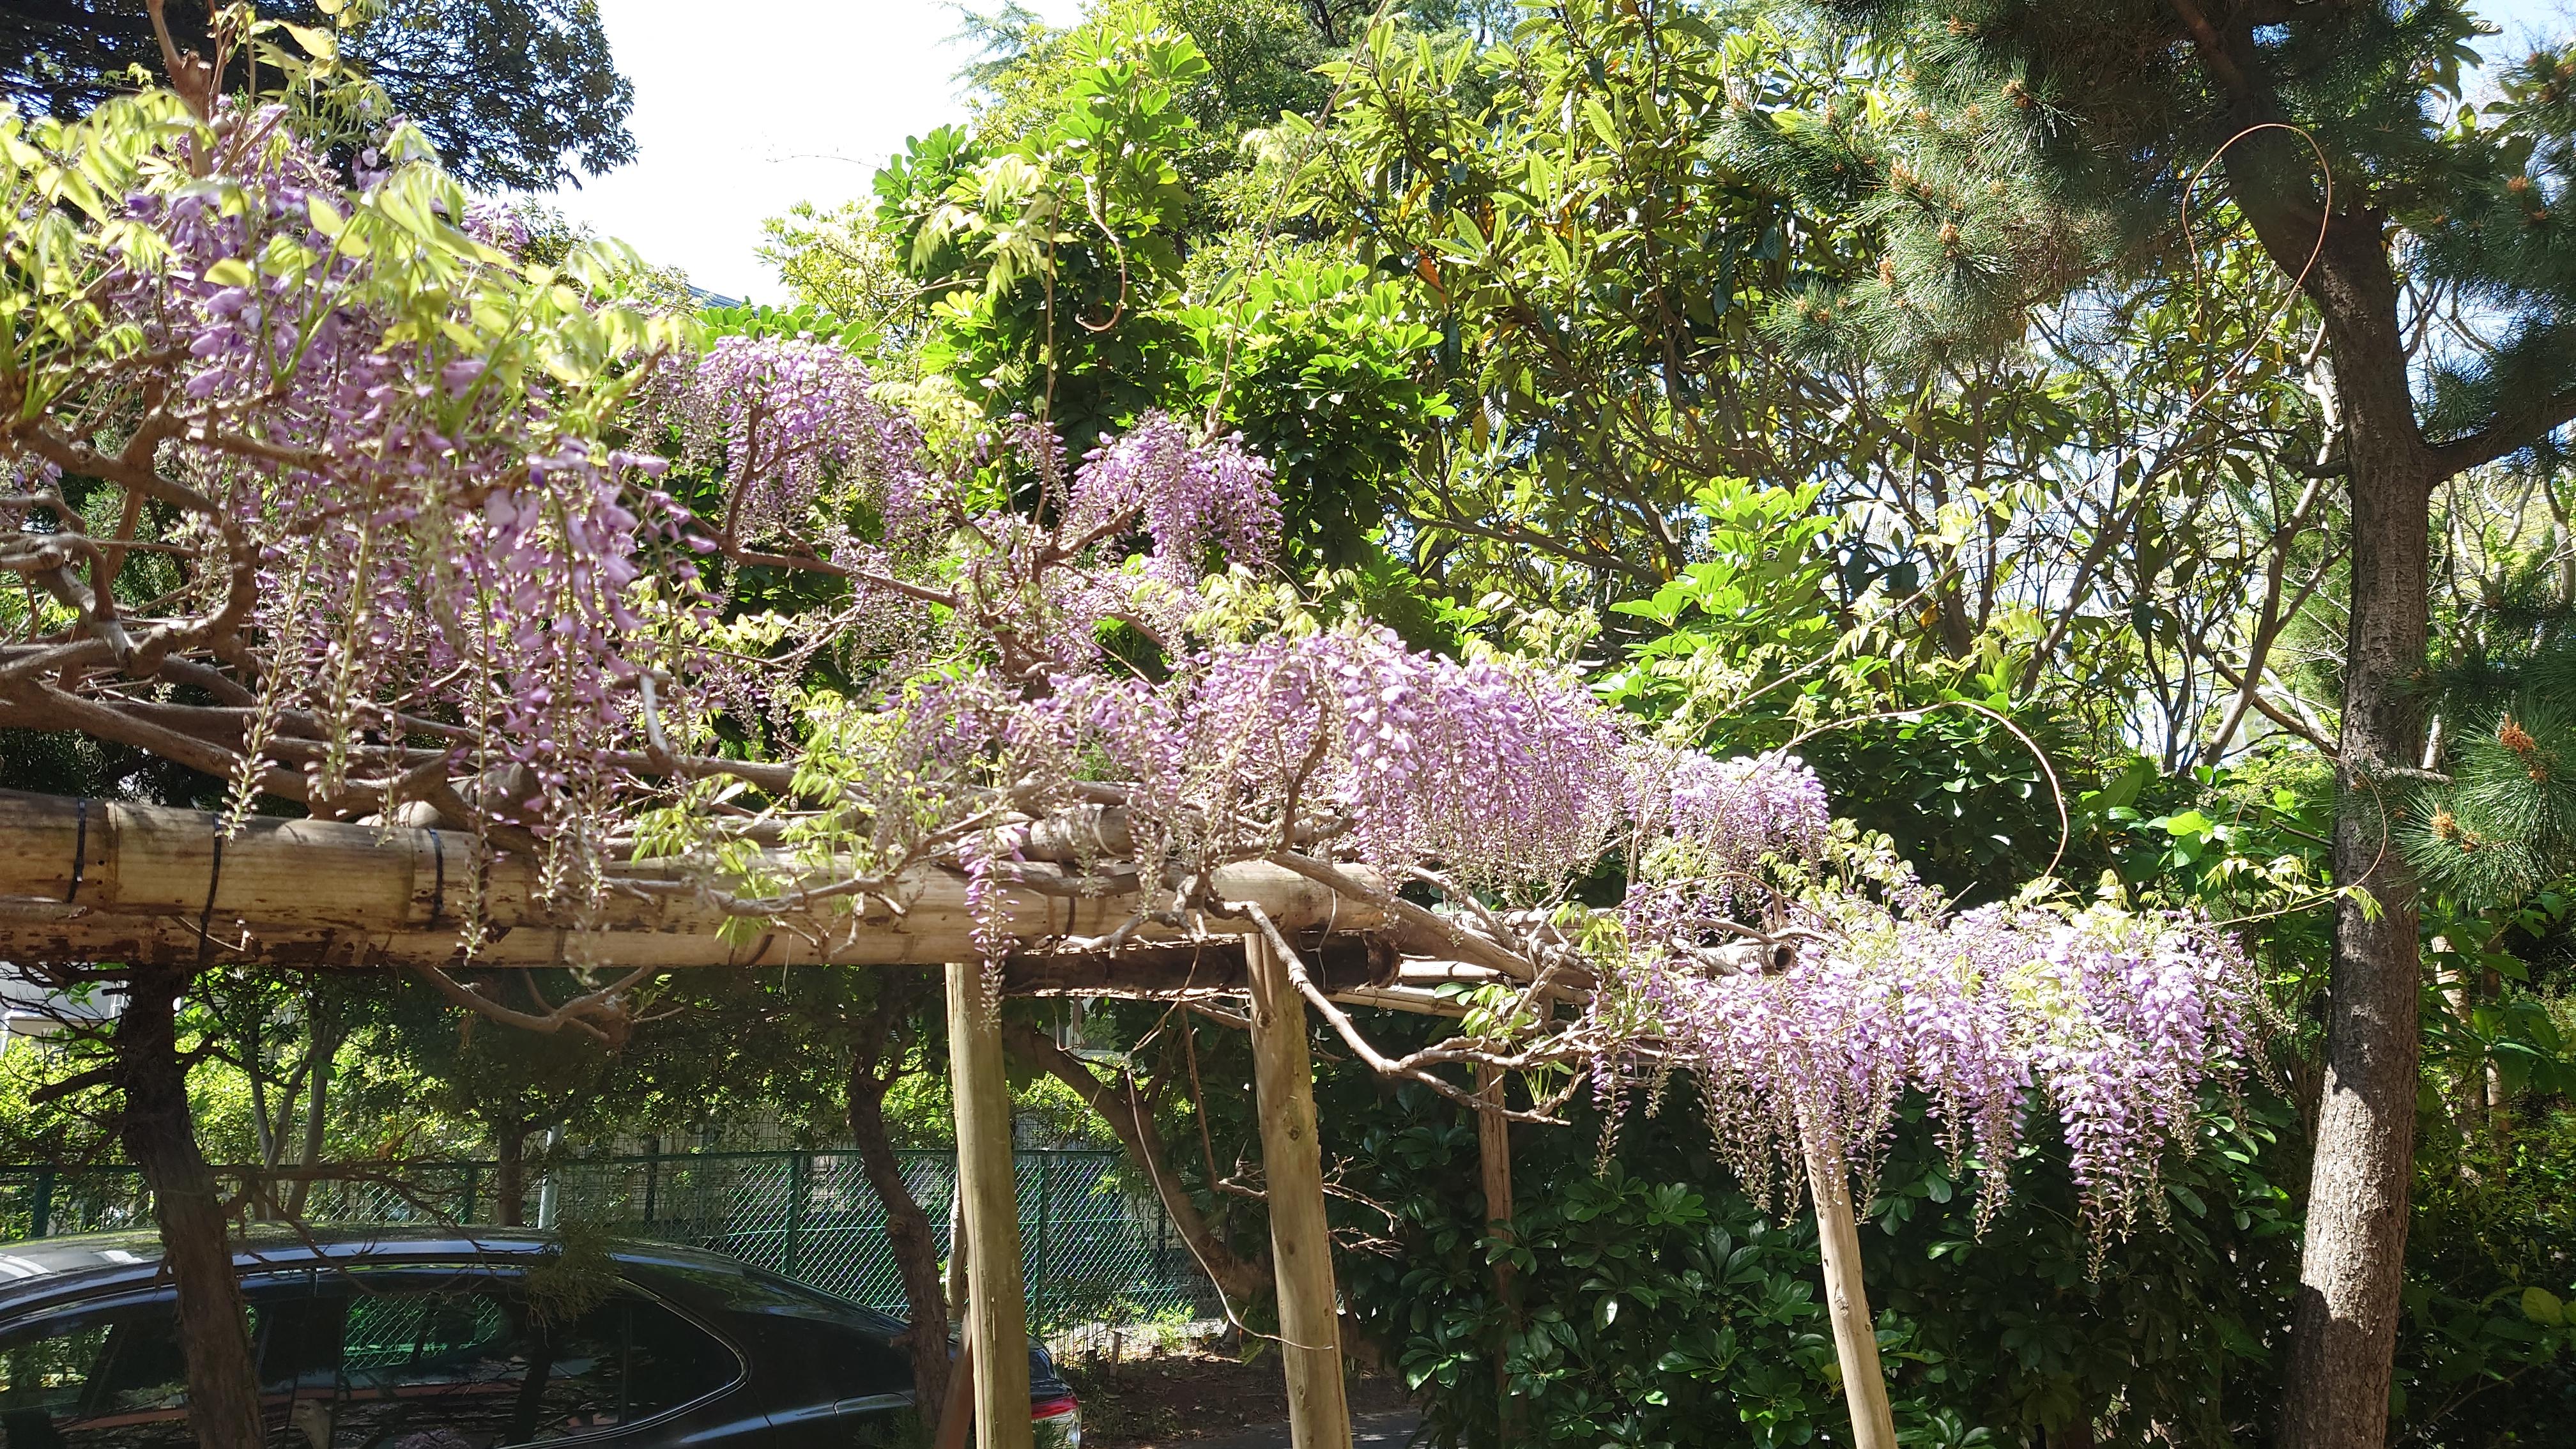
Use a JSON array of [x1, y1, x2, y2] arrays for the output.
[[1059, 1349, 1418, 1447]]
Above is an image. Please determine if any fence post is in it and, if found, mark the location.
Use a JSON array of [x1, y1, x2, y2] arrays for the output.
[[1033, 1152, 1053, 1330], [29, 1166, 54, 1239], [1156, 1192, 1171, 1300], [459, 1164, 478, 1224], [785, 1150, 811, 1278], [643, 1138, 660, 1226]]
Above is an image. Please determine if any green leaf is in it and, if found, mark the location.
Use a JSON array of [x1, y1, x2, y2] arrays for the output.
[[280, 21, 338, 60], [203, 257, 254, 288], [2522, 1286, 2565, 1326]]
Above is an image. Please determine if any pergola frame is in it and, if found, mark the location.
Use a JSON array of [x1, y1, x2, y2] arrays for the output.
[[0, 787, 1531, 1449]]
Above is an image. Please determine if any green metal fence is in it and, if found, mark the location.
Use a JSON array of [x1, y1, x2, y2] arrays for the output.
[[0, 1150, 1208, 1332]]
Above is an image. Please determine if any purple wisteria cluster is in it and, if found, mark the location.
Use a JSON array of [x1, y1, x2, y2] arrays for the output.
[[1621, 750, 1834, 944], [11, 89, 2263, 1185], [1071, 411, 1281, 585], [7, 98, 702, 877], [661, 334, 935, 544], [1621, 896, 2258, 1238], [1025, 626, 1636, 890]]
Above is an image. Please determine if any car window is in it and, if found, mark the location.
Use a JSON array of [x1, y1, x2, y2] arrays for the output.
[[0, 1283, 316, 1449], [624, 1262, 909, 1404], [633, 1261, 892, 1328], [314, 1270, 737, 1447], [798, 1322, 913, 1402]]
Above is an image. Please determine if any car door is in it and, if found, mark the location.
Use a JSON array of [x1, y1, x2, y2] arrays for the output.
[[614, 1261, 919, 1448], [300, 1265, 753, 1448], [0, 1272, 331, 1449], [744, 1317, 917, 1449]]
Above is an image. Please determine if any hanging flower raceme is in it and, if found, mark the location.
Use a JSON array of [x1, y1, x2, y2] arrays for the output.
[[662, 334, 936, 544], [1621, 749, 1834, 947], [1019, 627, 1634, 893], [3, 94, 702, 884], [1071, 411, 1281, 585], [1624, 892, 2258, 1239]]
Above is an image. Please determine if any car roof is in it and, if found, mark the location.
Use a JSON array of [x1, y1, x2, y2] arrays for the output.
[[3, 1226, 1065, 1393], [0, 1225, 820, 1313]]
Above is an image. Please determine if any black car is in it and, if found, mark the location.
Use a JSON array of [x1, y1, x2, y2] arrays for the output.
[[0, 1227, 1080, 1448]]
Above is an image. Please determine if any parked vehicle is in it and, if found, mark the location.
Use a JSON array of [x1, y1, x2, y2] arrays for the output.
[[0, 1227, 1080, 1447]]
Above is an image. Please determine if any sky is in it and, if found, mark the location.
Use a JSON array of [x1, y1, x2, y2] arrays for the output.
[[535, 0, 1086, 303], [542, 0, 2576, 304]]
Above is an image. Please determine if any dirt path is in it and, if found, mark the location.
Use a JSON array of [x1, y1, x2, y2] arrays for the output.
[[1059, 1351, 1416, 1448], [1200, 1407, 1422, 1448]]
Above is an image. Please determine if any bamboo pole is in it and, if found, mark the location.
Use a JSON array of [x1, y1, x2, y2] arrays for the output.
[[0, 790, 1380, 969], [947, 963, 1034, 1449], [1245, 929, 1352, 1449], [1804, 1137, 1898, 1449]]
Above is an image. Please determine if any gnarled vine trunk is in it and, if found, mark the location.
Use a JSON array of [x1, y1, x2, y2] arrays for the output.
[[843, 979, 953, 1430], [114, 965, 263, 1449], [1008, 1023, 1272, 1305]]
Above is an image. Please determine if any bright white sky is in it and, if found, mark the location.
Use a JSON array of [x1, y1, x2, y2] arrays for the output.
[[542, 0, 2576, 303], [535, 0, 1087, 303]]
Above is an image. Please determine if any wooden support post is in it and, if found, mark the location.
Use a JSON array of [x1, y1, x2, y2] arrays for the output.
[[947, 963, 1034, 1449], [1476, 1063, 1518, 1436], [1804, 1137, 1897, 1449], [932, 1333, 977, 1449], [1245, 930, 1351, 1449], [946, 1186, 970, 1326]]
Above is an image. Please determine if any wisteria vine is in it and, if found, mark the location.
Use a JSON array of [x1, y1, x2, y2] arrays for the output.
[[0, 72, 2257, 1238]]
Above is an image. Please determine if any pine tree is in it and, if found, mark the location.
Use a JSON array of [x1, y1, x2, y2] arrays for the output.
[[1731, 3, 2576, 1443], [2408, 560, 2576, 905]]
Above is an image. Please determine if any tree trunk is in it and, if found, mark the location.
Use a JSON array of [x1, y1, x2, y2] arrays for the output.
[[846, 998, 953, 1428], [1006, 1023, 1273, 1305], [494, 1121, 531, 1227], [286, 1008, 335, 1218], [2220, 135, 2442, 1445], [1476, 1063, 1519, 1444], [2275, 230, 2437, 1449], [113, 965, 264, 1449]]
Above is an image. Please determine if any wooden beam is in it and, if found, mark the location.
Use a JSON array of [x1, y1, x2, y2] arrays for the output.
[[0, 790, 1382, 969], [1245, 929, 1351, 1448], [947, 962, 1034, 1449]]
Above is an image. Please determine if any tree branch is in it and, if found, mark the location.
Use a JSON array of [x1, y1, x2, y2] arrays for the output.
[[1006, 1022, 1273, 1303], [2431, 383, 2576, 475]]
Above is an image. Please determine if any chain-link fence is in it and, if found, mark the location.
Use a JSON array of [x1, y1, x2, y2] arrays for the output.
[[0, 1150, 1209, 1332]]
